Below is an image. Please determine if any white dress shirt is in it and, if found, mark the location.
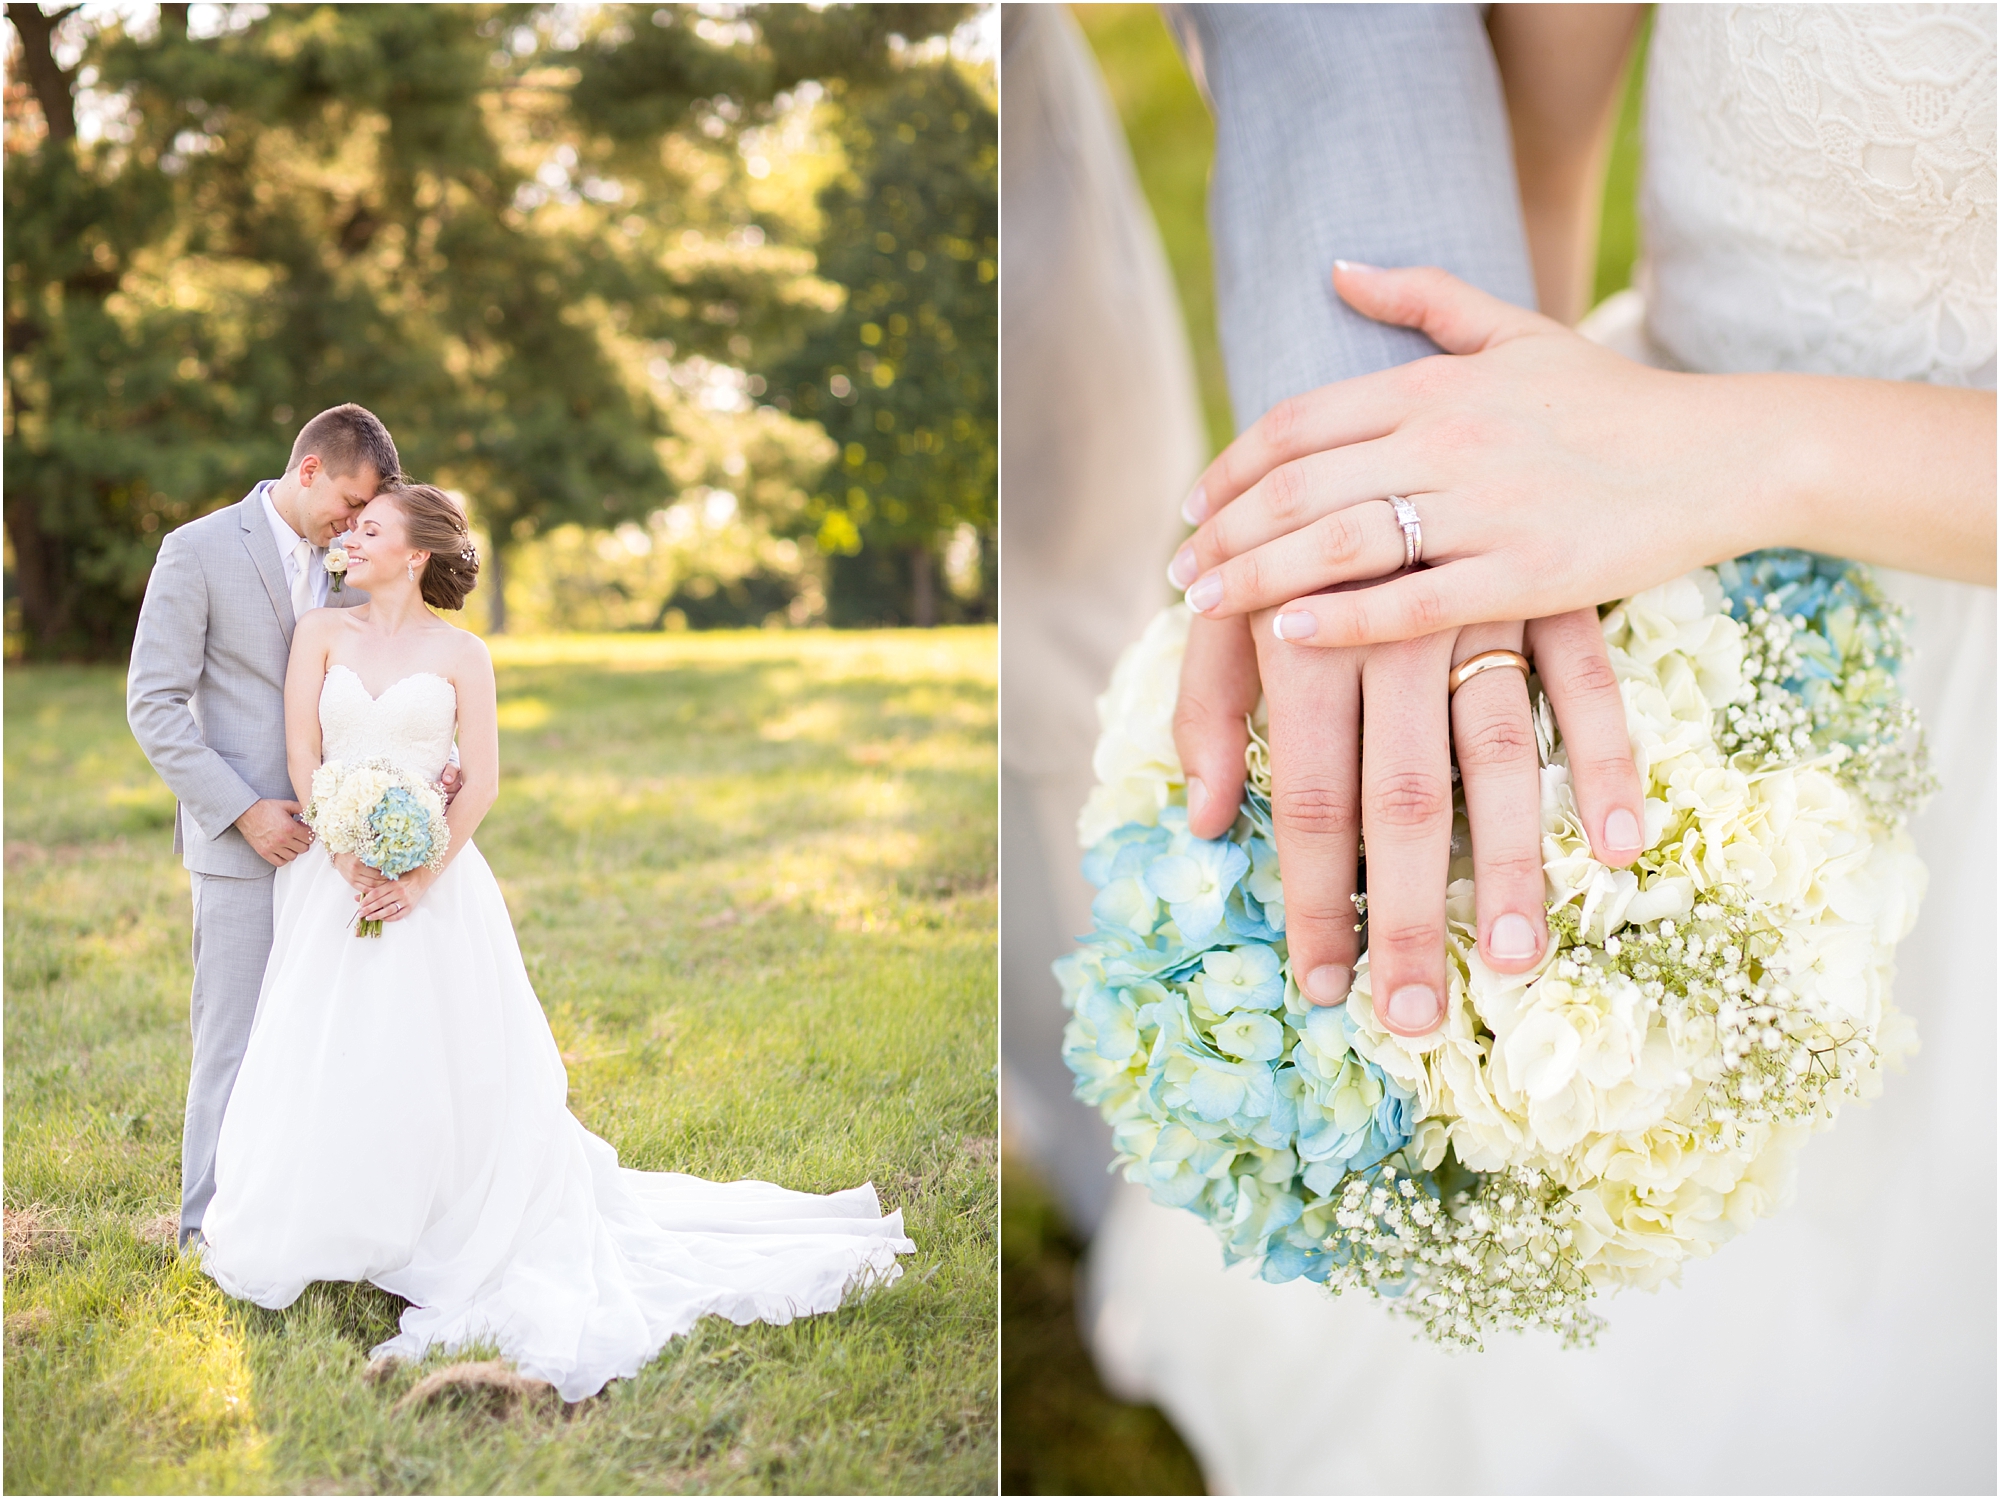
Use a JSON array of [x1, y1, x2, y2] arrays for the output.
[[259, 481, 328, 614]]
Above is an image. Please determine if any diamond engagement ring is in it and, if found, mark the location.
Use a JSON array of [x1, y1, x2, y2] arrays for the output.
[[1448, 649, 1531, 697], [1388, 495, 1423, 569]]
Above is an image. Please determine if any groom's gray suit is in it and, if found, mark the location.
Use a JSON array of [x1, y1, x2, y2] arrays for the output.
[[127, 488, 367, 1242]]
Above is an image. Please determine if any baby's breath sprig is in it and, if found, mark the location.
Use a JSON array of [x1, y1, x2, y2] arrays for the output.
[[1322, 1158, 1603, 1350], [1549, 897, 1875, 1150], [1715, 600, 1819, 765], [1716, 552, 1936, 823]]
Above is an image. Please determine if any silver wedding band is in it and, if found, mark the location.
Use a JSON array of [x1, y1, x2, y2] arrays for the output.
[[1388, 495, 1423, 569]]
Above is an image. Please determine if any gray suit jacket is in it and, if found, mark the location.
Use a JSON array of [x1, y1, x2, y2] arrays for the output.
[[127, 488, 367, 878]]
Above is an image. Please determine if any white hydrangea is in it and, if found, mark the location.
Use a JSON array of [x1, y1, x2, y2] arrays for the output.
[[1078, 604, 1193, 847], [1064, 563, 1927, 1338], [308, 757, 449, 871], [1330, 572, 1923, 1292]]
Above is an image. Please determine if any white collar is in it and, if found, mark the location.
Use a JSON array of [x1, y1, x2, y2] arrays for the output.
[[259, 480, 314, 560]]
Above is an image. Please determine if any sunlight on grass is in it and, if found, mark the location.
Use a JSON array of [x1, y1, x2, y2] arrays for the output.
[[4, 628, 997, 1495], [8, 1246, 272, 1494], [494, 696, 552, 731]]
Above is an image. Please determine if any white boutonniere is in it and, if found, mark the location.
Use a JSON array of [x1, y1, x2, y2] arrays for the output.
[[324, 541, 349, 594]]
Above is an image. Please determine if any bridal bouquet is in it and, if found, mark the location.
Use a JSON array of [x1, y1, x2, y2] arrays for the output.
[[1059, 551, 1930, 1347], [306, 759, 450, 936]]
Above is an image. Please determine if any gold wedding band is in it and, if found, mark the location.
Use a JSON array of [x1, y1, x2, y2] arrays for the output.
[[1448, 649, 1531, 697]]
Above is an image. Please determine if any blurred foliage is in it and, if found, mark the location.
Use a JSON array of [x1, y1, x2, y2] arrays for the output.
[[1000, 1160, 1206, 1496], [501, 401, 834, 633], [1593, 6, 1652, 307], [1070, 4, 1227, 458], [770, 55, 996, 627], [3, 1, 995, 656]]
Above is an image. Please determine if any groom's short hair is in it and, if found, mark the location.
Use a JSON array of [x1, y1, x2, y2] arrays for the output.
[[287, 404, 401, 485]]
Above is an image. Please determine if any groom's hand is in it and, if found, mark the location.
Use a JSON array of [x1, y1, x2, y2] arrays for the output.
[[236, 799, 313, 867], [439, 762, 462, 807]]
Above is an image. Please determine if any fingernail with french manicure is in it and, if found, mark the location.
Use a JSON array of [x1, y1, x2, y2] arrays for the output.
[[1305, 964, 1352, 1006], [1604, 807, 1642, 856], [1271, 610, 1317, 642], [1186, 775, 1210, 815], [1184, 574, 1223, 613], [1182, 484, 1209, 526], [1387, 984, 1442, 1033], [1488, 912, 1539, 963], [1167, 544, 1198, 590], [1333, 258, 1383, 274]]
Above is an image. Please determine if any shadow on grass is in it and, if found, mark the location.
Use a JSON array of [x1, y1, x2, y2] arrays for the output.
[[1001, 1161, 1204, 1496]]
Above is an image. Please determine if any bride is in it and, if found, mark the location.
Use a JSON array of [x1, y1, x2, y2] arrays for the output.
[[198, 482, 913, 1402], [1085, 5, 1993, 1493]]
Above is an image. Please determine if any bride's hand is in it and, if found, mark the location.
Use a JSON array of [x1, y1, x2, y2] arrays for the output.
[[331, 851, 390, 893], [1174, 605, 1643, 1038], [356, 868, 435, 925], [1170, 263, 1995, 646]]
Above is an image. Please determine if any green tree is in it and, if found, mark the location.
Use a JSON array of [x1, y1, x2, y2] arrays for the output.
[[3, 2, 980, 653], [771, 55, 996, 626]]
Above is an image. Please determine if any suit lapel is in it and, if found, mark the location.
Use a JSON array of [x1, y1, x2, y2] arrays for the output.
[[239, 489, 296, 645]]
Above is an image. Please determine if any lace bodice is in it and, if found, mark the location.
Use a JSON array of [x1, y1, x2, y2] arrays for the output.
[[318, 665, 457, 782], [1641, 4, 1996, 387]]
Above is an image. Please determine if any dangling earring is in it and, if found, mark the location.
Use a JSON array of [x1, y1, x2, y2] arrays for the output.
[[407, 559, 417, 582]]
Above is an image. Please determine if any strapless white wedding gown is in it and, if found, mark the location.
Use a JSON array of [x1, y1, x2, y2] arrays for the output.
[[201, 664, 913, 1402], [1083, 8, 1996, 1493]]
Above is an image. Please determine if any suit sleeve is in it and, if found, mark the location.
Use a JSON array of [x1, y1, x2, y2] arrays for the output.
[[126, 527, 263, 841]]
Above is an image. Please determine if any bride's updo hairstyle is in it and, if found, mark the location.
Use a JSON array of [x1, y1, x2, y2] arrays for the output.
[[382, 487, 480, 615], [383, 482, 480, 611]]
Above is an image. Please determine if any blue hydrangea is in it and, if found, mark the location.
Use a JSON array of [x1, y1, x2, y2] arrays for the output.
[[366, 785, 439, 878], [1065, 551, 1930, 1340], [1057, 805, 1417, 1283], [1714, 548, 1933, 819]]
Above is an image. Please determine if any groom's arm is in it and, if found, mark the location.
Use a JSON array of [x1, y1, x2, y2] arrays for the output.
[[127, 526, 265, 844], [1171, 3, 1539, 415], [1164, 4, 1550, 1015]]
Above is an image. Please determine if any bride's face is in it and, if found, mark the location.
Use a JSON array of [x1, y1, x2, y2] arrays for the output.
[[341, 497, 423, 589]]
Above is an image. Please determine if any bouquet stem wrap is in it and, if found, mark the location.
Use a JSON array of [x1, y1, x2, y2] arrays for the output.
[[305, 758, 451, 937], [1060, 552, 1930, 1347]]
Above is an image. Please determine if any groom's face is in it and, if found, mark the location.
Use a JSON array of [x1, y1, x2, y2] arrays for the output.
[[295, 455, 384, 547]]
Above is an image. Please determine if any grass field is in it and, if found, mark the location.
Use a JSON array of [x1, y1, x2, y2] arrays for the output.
[[2, 627, 997, 1495]]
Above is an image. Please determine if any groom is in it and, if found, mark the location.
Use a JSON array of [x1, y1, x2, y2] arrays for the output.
[[128, 403, 399, 1248]]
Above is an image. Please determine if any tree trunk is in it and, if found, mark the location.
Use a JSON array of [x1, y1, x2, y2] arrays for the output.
[[6, 4, 79, 143], [484, 542, 508, 633], [909, 543, 935, 628], [4, 492, 68, 652]]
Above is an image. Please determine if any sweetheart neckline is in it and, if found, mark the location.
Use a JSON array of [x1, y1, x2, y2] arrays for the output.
[[324, 663, 456, 703]]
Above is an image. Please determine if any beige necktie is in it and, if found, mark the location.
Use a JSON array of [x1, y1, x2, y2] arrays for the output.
[[290, 536, 315, 619]]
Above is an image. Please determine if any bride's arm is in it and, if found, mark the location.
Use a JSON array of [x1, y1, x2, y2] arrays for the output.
[[355, 635, 497, 924], [284, 612, 335, 806], [435, 636, 500, 854], [1488, 3, 1645, 325], [1169, 266, 1996, 648]]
